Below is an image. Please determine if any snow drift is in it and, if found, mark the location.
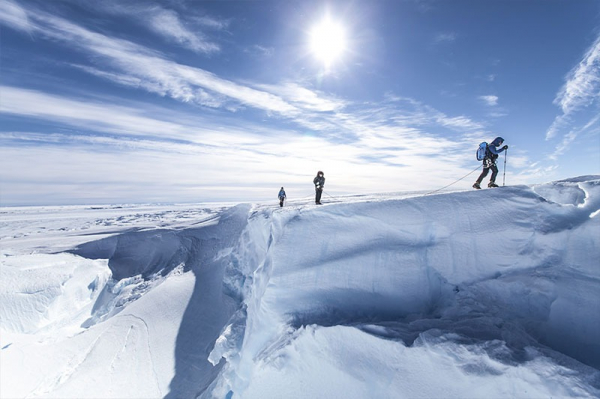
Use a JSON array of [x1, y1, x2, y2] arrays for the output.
[[1, 176, 599, 398]]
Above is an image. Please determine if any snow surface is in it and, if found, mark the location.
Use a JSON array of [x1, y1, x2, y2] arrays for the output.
[[1, 177, 600, 398]]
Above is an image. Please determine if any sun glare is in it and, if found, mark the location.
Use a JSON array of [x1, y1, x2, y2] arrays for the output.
[[309, 16, 346, 69]]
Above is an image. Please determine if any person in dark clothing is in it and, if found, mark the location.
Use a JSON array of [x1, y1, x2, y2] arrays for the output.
[[278, 187, 286, 207], [473, 137, 508, 189], [313, 171, 325, 204]]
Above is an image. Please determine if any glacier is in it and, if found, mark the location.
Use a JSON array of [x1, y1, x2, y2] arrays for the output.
[[1, 177, 599, 398]]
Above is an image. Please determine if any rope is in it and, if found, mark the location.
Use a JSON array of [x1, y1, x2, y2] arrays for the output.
[[283, 194, 314, 206], [425, 164, 482, 196], [323, 190, 341, 202]]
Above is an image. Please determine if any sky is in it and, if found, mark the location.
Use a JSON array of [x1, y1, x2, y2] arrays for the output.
[[1, 0, 599, 206]]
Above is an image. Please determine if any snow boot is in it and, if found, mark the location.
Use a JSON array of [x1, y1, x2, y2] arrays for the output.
[[473, 182, 481, 189], [488, 182, 499, 188]]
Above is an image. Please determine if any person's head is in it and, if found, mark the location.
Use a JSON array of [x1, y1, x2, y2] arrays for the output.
[[317, 171, 324, 177], [281, 187, 284, 190], [491, 137, 504, 146]]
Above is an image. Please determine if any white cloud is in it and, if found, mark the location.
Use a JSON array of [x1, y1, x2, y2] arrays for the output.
[[194, 15, 230, 31], [255, 82, 347, 112], [546, 114, 570, 141], [434, 32, 457, 44], [0, 5, 299, 116], [0, 2, 487, 146], [549, 130, 578, 161], [0, 0, 31, 32], [147, 8, 220, 54], [554, 35, 600, 114], [378, 95, 485, 133], [435, 115, 484, 131], [0, 86, 198, 140], [95, 2, 225, 54], [547, 34, 600, 140], [479, 95, 499, 106], [246, 45, 275, 57]]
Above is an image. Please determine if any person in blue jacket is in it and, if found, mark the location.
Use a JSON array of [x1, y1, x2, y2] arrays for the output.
[[278, 187, 286, 207], [473, 137, 508, 189]]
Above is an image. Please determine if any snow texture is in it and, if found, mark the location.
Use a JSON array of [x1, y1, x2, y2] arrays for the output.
[[1, 177, 599, 398]]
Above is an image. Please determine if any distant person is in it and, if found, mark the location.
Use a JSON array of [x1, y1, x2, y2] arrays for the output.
[[313, 171, 325, 204], [278, 187, 286, 207], [473, 137, 508, 189]]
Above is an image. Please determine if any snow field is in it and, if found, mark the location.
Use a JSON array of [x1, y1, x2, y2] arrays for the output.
[[0, 176, 599, 398]]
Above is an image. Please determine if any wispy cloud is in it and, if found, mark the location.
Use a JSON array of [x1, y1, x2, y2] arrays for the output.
[[245, 45, 275, 58], [554, 35, 600, 115], [146, 8, 220, 54], [0, 2, 299, 116], [383, 95, 485, 132], [435, 115, 483, 131], [96, 2, 226, 54], [256, 82, 347, 112], [0, 0, 31, 32], [548, 130, 578, 161], [479, 95, 498, 106], [546, 114, 570, 142], [547, 34, 600, 140], [0, 86, 200, 140], [434, 32, 457, 44], [194, 15, 230, 31], [548, 114, 599, 162], [543, 33, 600, 173], [0, 85, 301, 149], [1, 1, 488, 147]]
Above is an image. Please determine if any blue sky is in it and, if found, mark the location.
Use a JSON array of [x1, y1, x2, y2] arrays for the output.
[[1, 0, 599, 205]]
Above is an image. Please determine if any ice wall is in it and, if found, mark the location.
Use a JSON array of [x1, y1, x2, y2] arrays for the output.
[[209, 177, 600, 397]]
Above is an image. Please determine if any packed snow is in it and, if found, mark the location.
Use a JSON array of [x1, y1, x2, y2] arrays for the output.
[[1, 176, 599, 398]]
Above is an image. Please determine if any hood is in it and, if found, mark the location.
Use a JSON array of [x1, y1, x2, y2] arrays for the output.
[[491, 137, 504, 146]]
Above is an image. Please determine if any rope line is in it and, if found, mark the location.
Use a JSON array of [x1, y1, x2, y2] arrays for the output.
[[323, 190, 340, 202], [425, 164, 482, 196]]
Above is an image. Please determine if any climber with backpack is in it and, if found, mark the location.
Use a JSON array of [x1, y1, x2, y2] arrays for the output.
[[278, 187, 287, 207], [473, 137, 508, 189]]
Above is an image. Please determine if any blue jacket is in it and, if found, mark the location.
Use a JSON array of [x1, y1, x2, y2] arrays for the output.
[[278, 189, 286, 199], [487, 137, 506, 157]]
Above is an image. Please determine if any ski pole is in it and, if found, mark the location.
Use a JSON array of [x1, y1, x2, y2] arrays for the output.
[[503, 149, 508, 187]]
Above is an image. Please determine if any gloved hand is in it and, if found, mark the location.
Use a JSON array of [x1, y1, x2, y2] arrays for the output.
[[502, 145, 508, 150]]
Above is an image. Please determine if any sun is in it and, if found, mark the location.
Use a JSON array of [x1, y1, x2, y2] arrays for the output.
[[309, 16, 347, 69]]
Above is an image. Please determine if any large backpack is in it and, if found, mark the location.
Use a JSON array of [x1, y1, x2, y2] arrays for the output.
[[476, 142, 488, 161]]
